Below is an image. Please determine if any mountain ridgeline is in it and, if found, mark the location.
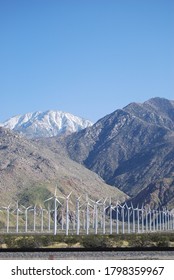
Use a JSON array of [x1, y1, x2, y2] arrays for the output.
[[0, 97, 174, 209], [0, 110, 93, 138], [62, 98, 174, 206]]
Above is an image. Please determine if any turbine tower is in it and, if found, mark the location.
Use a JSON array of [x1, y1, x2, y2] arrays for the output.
[[44, 186, 63, 235]]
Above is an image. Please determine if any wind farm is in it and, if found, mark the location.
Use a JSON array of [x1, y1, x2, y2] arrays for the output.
[[0, 190, 174, 237]]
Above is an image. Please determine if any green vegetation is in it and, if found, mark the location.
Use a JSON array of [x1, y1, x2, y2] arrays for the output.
[[18, 184, 53, 207], [0, 232, 174, 249]]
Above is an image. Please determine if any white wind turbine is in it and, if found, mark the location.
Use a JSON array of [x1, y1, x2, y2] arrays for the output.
[[108, 197, 118, 235], [136, 204, 140, 233], [152, 209, 156, 231], [131, 204, 140, 233], [42, 202, 52, 232], [61, 207, 65, 230], [54, 191, 72, 236], [75, 196, 81, 235], [32, 205, 37, 232], [21, 204, 32, 233], [89, 198, 102, 234], [84, 194, 93, 235], [109, 197, 113, 234], [172, 212, 174, 230], [145, 206, 149, 232], [115, 201, 120, 234], [85, 195, 89, 234], [119, 203, 126, 234], [167, 209, 170, 230], [44, 187, 63, 235], [64, 192, 72, 236], [40, 206, 47, 232], [102, 198, 107, 234], [125, 203, 132, 234], [148, 206, 152, 232], [131, 203, 136, 233], [46, 204, 52, 232], [156, 209, 159, 231], [12, 201, 23, 233], [1, 204, 11, 233], [140, 204, 144, 233], [159, 209, 162, 231]]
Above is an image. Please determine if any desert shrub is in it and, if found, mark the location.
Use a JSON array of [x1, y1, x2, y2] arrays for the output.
[[82, 235, 108, 248], [128, 234, 154, 247], [4, 235, 47, 248], [156, 236, 170, 247], [0, 235, 5, 245], [14, 236, 38, 248]]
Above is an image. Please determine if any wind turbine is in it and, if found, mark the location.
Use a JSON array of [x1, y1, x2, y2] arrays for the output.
[[64, 192, 72, 236], [40, 206, 47, 232], [76, 196, 80, 234], [145, 206, 148, 232], [89, 198, 102, 234], [156, 208, 159, 231], [152, 209, 156, 231], [136, 204, 140, 233], [109, 197, 113, 234], [21, 204, 32, 233], [85, 194, 93, 235], [102, 198, 107, 234], [159, 209, 162, 231], [141, 204, 144, 233], [118, 203, 126, 234], [47, 204, 52, 232], [163, 207, 167, 231], [55, 191, 72, 235], [44, 187, 63, 235], [108, 197, 118, 235], [167, 209, 170, 230], [115, 201, 120, 234], [32, 205, 37, 232], [125, 203, 132, 234], [131, 203, 136, 233], [12, 201, 23, 233]]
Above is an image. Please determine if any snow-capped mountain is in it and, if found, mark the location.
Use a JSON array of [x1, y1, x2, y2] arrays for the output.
[[0, 110, 93, 138]]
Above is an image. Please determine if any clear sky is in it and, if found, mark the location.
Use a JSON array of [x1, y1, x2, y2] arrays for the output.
[[0, 0, 173, 123]]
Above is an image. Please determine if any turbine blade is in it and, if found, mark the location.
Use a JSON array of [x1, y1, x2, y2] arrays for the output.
[[67, 191, 72, 199], [44, 197, 53, 202]]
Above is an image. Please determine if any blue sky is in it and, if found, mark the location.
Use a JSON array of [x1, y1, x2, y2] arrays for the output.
[[0, 0, 173, 122]]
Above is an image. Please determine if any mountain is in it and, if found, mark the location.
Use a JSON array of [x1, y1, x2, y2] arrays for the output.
[[61, 97, 174, 206], [126, 178, 174, 210], [0, 127, 126, 205], [0, 110, 93, 138]]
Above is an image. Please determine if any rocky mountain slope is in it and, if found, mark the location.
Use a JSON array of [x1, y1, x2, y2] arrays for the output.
[[127, 177, 174, 210], [62, 97, 174, 205], [0, 127, 126, 205], [0, 110, 93, 138]]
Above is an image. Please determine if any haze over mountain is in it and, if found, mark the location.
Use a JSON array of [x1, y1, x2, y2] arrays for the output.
[[61, 97, 174, 207], [0, 127, 126, 205], [0, 110, 93, 138]]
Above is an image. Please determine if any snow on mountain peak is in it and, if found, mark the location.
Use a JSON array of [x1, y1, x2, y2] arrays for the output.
[[1, 110, 93, 138]]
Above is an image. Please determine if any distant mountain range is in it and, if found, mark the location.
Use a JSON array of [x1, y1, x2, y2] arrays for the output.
[[0, 110, 93, 138], [0, 97, 174, 209]]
